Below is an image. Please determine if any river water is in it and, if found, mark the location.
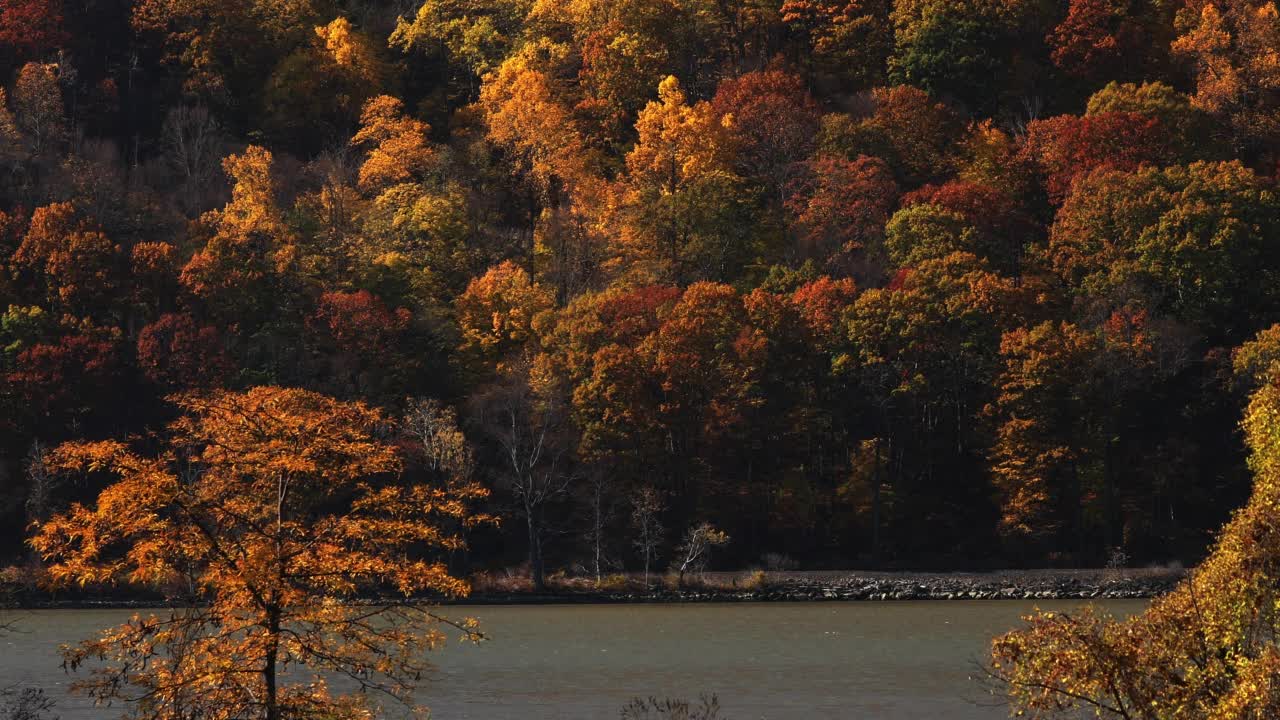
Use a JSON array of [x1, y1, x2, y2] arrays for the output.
[[1, 600, 1146, 719]]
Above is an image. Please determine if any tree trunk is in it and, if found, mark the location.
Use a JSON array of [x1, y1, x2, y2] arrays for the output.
[[527, 511, 545, 592], [871, 437, 882, 565], [1104, 439, 1117, 555], [592, 481, 603, 585], [264, 606, 280, 720]]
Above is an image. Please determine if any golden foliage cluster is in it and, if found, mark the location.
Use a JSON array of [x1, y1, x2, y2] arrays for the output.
[[32, 386, 489, 720]]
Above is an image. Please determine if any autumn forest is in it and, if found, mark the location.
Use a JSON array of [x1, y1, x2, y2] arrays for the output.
[[2, 0, 1280, 585]]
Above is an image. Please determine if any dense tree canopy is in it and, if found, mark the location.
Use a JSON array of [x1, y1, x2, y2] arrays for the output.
[[2, 0, 1279, 583]]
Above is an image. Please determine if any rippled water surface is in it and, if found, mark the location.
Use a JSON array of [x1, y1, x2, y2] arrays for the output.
[[1, 600, 1147, 719]]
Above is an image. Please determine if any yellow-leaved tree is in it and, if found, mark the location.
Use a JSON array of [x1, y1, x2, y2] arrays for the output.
[[31, 386, 488, 720], [989, 325, 1280, 717]]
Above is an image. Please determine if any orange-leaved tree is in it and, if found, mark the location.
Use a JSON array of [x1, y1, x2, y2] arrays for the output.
[[30, 386, 488, 720], [988, 330, 1280, 717]]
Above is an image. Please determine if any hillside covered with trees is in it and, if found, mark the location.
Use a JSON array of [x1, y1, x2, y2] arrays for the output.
[[2, 0, 1280, 578]]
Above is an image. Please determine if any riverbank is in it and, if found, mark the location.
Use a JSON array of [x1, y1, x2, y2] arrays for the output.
[[461, 568, 1184, 604], [5, 568, 1185, 608]]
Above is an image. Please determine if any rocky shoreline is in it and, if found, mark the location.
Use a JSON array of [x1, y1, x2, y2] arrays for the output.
[[459, 569, 1185, 605], [8, 569, 1185, 609]]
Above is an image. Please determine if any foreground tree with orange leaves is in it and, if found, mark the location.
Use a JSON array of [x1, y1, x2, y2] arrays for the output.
[[989, 350, 1280, 717], [30, 387, 488, 720]]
